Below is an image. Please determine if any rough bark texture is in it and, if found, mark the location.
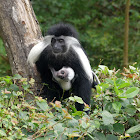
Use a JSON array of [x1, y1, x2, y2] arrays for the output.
[[0, 0, 43, 96]]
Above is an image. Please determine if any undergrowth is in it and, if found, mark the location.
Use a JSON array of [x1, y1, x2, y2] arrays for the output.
[[0, 65, 140, 140]]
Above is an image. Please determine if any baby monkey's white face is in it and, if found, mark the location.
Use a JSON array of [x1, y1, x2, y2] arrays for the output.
[[50, 67, 75, 91]]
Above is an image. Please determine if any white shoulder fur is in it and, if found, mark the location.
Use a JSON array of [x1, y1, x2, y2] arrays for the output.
[[27, 35, 53, 67], [65, 36, 93, 83]]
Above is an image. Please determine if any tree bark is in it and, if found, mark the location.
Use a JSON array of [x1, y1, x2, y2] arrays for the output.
[[123, 0, 130, 68], [0, 0, 43, 96]]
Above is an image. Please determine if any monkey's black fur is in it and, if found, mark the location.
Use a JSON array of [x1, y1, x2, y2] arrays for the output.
[[47, 23, 79, 39], [36, 48, 92, 111], [28, 23, 98, 111]]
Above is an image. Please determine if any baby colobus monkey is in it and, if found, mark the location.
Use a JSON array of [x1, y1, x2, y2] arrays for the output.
[[50, 67, 75, 91], [51, 66, 100, 91]]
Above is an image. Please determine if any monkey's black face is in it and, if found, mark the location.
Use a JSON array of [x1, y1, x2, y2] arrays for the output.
[[51, 37, 67, 54]]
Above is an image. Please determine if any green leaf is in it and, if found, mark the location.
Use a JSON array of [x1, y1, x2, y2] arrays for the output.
[[69, 105, 77, 112], [72, 111, 83, 116], [98, 83, 109, 92], [99, 65, 108, 70], [9, 84, 19, 91], [53, 123, 64, 134], [0, 129, 6, 137], [106, 134, 117, 140], [74, 96, 84, 104], [22, 84, 30, 90], [114, 81, 119, 95], [87, 125, 96, 133], [3, 76, 12, 84], [102, 110, 114, 125], [119, 87, 139, 98], [125, 105, 137, 116], [81, 120, 88, 129], [94, 120, 100, 129], [98, 65, 109, 75], [116, 78, 124, 85], [69, 97, 75, 101], [67, 119, 79, 127], [102, 83, 109, 89], [13, 74, 22, 79], [105, 78, 114, 85], [113, 123, 124, 134], [126, 124, 140, 134], [118, 82, 130, 89], [36, 101, 49, 111], [68, 133, 80, 138], [125, 87, 139, 98], [69, 96, 84, 104], [94, 132, 106, 140], [19, 111, 29, 120], [129, 65, 136, 71], [0, 104, 3, 108], [112, 102, 122, 113], [96, 85, 102, 94], [128, 138, 139, 140]]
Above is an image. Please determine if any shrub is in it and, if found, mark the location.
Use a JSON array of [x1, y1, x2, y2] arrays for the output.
[[0, 65, 139, 139]]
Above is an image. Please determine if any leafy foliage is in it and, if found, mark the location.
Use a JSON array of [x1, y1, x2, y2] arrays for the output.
[[0, 65, 139, 139]]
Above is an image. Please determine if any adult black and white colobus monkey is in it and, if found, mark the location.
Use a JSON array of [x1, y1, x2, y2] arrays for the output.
[[27, 23, 100, 111]]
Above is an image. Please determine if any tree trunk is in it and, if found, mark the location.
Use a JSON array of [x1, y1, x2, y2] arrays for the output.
[[0, 0, 42, 97], [123, 0, 130, 68]]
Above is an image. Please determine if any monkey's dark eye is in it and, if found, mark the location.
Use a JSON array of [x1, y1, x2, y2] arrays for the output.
[[51, 38, 56, 43], [58, 39, 64, 43], [61, 70, 65, 74]]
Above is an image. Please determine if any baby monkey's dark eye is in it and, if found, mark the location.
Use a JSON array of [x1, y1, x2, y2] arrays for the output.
[[61, 70, 65, 74], [58, 39, 64, 43]]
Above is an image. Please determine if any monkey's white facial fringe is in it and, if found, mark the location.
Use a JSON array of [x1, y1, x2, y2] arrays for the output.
[[65, 36, 80, 50], [27, 35, 53, 67]]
